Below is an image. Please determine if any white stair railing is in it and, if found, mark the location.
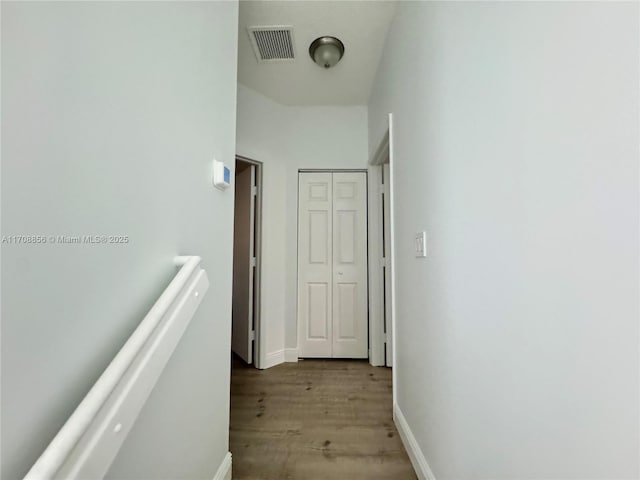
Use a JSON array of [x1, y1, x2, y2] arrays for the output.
[[24, 256, 209, 480]]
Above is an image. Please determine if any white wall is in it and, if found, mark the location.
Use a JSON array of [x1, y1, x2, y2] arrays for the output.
[[236, 84, 369, 363], [369, 2, 639, 478], [1, 2, 238, 479], [236, 86, 289, 360]]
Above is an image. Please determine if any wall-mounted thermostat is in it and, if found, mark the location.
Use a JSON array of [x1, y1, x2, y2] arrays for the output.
[[212, 159, 231, 190]]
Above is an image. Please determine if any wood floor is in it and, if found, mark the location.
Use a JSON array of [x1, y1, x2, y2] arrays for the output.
[[229, 356, 417, 480]]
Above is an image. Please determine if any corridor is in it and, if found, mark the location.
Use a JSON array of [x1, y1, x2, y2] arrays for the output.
[[230, 357, 416, 479]]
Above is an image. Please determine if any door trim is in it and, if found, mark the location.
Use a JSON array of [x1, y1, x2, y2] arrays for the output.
[[235, 155, 264, 369], [368, 114, 396, 381], [367, 164, 385, 366]]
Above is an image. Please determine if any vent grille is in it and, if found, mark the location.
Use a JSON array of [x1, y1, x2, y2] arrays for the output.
[[248, 26, 295, 62]]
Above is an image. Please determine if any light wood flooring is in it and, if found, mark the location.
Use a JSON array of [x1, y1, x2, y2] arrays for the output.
[[229, 356, 417, 480]]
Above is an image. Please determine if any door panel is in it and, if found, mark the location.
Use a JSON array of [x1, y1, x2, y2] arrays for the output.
[[307, 283, 330, 339], [332, 172, 368, 358], [232, 165, 255, 364], [336, 211, 357, 264], [298, 173, 333, 357], [336, 283, 357, 339], [298, 171, 367, 359], [309, 211, 329, 264]]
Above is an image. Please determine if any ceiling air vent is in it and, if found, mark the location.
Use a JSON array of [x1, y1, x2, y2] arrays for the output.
[[247, 26, 295, 63]]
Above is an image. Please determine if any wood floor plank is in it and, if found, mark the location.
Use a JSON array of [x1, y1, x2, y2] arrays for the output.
[[229, 357, 417, 480]]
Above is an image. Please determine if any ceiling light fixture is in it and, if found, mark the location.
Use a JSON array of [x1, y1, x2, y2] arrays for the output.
[[309, 36, 345, 69]]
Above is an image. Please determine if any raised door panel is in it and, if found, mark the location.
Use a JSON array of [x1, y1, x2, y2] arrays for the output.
[[336, 282, 357, 339], [336, 211, 356, 265], [307, 283, 330, 339], [298, 173, 333, 357], [309, 211, 329, 265], [332, 172, 368, 358]]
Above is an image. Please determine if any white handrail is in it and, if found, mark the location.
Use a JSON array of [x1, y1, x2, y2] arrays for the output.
[[24, 255, 202, 480]]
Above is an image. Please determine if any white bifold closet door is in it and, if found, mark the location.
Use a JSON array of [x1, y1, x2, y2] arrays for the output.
[[298, 172, 368, 358]]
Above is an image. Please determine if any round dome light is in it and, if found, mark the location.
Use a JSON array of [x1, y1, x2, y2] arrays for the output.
[[309, 36, 345, 69]]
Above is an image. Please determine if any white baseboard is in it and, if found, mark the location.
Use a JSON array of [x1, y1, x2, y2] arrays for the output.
[[261, 348, 298, 369], [262, 349, 285, 369], [212, 452, 232, 480], [394, 403, 436, 480], [284, 348, 298, 362]]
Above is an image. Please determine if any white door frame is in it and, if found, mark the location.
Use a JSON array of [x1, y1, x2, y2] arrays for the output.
[[367, 115, 396, 385], [367, 144, 387, 367], [235, 156, 264, 369]]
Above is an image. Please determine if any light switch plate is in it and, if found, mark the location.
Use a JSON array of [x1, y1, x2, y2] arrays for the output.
[[415, 232, 427, 258]]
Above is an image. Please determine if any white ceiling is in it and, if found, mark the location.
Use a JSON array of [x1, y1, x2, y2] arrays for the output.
[[237, 1, 397, 106]]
